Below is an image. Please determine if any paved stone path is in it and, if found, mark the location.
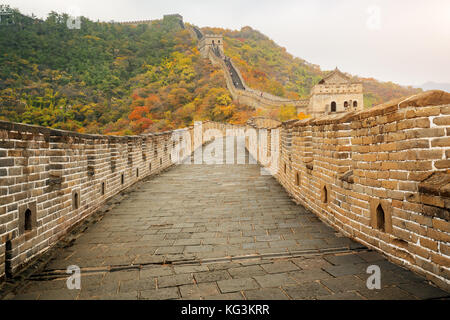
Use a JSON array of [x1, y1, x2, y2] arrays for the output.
[[3, 138, 449, 300]]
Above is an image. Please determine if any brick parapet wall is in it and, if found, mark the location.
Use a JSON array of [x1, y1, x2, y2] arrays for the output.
[[206, 48, 309, 110], [1, 93, 449, 291], [0, 120, 222, 281], [244, 91, 450, 291]]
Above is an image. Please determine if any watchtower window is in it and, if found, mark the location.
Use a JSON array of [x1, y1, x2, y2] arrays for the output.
[[5, 240, 12, 278], [136, 168, 139, 177], [331, 101, 336, 112], [353, 101, 358, 108], [284, 163, 287, 174], [121, 173, 124, 185], [73, 192, 79, 210], [295, 172, 300, 186], [376, 204, 385, 232], [160, 158, 162, 165], [344, 101, 349, 109], [24, 209, 32, 231], [322, 186, 328, 203], [101, 182, 105, 195], [149, 163, 152, 171]]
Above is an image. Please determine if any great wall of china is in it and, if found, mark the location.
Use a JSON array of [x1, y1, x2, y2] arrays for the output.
[[189, 26, 311, 113], [0, 16, 449, 294]]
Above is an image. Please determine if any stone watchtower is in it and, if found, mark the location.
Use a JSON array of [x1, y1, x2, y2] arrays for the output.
[[198, 34, 224, 58], [308, 68, 363, 117]]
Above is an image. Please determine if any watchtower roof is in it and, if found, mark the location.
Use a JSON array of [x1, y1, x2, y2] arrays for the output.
[[318, 67, 359, 85]]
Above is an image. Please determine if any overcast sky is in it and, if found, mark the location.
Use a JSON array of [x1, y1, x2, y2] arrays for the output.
[[4, 0, 450, 87]]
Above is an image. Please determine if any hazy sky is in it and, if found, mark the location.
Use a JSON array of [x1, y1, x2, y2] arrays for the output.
[[4, 0, 450, 86]]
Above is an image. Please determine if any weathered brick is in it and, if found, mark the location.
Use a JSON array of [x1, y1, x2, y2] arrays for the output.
[[433, 116, 450, 126], [431, 137, 450, 148], [419, 237, 438, 251], [0, 158, 14, 167]]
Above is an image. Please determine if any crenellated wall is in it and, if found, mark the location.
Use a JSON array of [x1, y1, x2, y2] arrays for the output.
[[245, 90, 450, 291], [205, 41, 310, 111], [1, 91, 449, 291], [0, 120, 222, 281]]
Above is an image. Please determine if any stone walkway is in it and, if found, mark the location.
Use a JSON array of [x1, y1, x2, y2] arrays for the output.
[[2, 138, 449, 300]]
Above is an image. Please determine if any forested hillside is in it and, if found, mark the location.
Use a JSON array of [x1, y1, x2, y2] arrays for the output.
[[0, 7, 254, 135], [0, 7, 422, 135]]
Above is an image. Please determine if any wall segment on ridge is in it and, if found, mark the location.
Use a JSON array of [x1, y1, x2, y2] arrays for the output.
[[0, 120, 224, 282], [245, 90, 450, 291]]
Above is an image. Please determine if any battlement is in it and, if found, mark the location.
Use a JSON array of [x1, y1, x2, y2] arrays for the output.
[[0, 91, 449, 291], [246, 90, 450, 290], [115, 14, 183, 28], [198, 34, 224, 58]]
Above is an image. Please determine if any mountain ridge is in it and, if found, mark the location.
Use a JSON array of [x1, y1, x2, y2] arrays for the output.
[[0, 7, 424, 134]]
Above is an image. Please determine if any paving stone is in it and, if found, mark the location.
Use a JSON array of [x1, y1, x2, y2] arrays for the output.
[[21, 279, 68, 293], [261, 261, 300, 273], [290, 257, 331, 269], [133, 254, 165, 264], [320, 275, 367, 293], [103, 270, 139, 282], [269, 240, 298, 248], [228, 265, 267, 278], [323, 253, 366, 265], [244, 288, 289, 300], [288, 269, 332, 283], [316, 292, 364, 300], [204, 292, 244, 300], [155, 246, 185, 254], [242, 242, 270, 249], [139, 287, 180, 300], [358, 287, 418, 300], [174, 239, 201, 246], [255, 235, 281, 242], [356, 251, 386, 263], [323, 263, 367, 277], [202, 238, 229, 245], [217, 278, 260, 293], [140, 266, 174, 278], [10, 292, 40, 300], [179, 283, 220, 299], [283, 282, 330, 299], [184, 245, 213, 253], [228, 237, 254, 244], [253, 273, 297, 288], [157, 274, 194, 288], [98, 292, 139, 300], [119, 278, 156, 292], [77, 282, 120, 299], [173, 265, 209, 274], [397, 282, 449, 300], [194, 270, 231, 283], [38, 289, 80, 300], [207, 263, 238, 271]]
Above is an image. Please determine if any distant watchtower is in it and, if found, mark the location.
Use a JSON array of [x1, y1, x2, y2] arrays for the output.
[[308, 68, 363, 117], [198, 34, 224, 58], [163, 14, 184, 29]]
